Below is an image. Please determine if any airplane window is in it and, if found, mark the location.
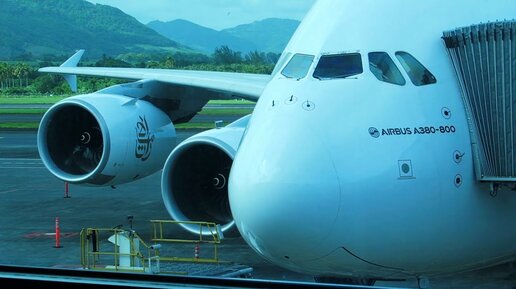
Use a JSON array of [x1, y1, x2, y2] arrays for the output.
[[312, 53, 363, 80], [395, 51, 437, 86], [368, 52, 406, 86], [281, 53, 314, 79], [272, 52, 292, 76]]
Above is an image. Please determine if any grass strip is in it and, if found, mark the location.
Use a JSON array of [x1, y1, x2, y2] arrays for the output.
[[0, 108, 252, 116], [0, 122, 40, 129], [0, 96, 67, 104], [199, 108, 252, 115], [0, 95, 255, 106], [208, 99, 255, 105]]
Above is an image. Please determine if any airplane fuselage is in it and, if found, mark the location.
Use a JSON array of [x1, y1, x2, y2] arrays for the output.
[[229, 0, 516, 279]]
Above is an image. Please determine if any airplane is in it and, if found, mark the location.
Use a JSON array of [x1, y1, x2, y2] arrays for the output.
[[37, 0, 516, 286]]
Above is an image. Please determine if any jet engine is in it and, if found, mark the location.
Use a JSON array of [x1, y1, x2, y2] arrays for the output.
[[38, 93, 176, 186], [161, 115, 250, 236]]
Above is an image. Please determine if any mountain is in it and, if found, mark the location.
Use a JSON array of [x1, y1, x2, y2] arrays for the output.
[[147, 18, 300, 54], [147, 19, 256, 54], [0, 0, 183, 60], [222, 18, 299, 53]]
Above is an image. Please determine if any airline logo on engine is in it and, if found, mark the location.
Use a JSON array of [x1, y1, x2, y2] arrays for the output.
[[135, 115, 155, 161]]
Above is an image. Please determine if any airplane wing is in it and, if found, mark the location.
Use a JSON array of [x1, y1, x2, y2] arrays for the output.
[[39, 50, 270, 101]]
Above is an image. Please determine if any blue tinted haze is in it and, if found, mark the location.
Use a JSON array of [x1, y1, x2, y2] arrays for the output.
[[87, 0, 316, 30]]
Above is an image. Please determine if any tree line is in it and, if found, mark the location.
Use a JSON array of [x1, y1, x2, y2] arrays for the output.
[[0, 63, 35, 90], [0, 46, 280, 95]]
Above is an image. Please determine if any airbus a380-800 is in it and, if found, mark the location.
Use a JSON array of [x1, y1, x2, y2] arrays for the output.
[[37, 0, 516, 285]]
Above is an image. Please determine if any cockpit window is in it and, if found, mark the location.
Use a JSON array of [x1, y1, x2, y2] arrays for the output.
[[395, 51, 437, 86], [368, 52, 406, 86], [281, 53, 314, 79], [272, 52, 292, 76], [313, 53, 363, 80]]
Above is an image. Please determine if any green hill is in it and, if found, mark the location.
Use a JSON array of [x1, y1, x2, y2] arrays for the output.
[[222, 18, 299, 53], [147, 19, 257, 54], [0, 0, 184, 60], [147, 18, 300, 54]]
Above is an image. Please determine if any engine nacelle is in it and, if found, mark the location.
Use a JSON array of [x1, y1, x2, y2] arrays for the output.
[[38, 93, 176, 186], [161, 115, 250, 236]]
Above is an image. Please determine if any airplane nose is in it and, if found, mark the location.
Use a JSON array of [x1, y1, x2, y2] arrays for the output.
[[229, 117, 341, 264]]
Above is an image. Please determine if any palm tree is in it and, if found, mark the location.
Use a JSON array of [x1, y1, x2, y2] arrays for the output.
[[0, 63, 6, 90]]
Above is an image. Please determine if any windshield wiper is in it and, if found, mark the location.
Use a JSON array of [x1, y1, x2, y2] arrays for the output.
[[313, 73, 358, 80]]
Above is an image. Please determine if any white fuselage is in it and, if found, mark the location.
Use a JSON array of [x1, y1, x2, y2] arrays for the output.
[[229, 0, 516, 279]]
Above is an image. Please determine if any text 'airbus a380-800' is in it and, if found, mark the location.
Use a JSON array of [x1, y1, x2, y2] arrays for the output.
[[37, 0, 516, 286]]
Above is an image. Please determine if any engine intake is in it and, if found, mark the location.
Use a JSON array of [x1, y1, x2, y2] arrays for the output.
[[38, 93, 176, 186], [161, 115, 250, 236], [46, 104, 104, 176]]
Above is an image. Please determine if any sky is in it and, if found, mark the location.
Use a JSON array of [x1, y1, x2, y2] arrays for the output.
[[86, 0, 316, 30]]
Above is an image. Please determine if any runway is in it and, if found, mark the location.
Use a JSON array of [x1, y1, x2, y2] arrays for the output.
[[0, 104, 255, 110], [0, 111, 248, 124]]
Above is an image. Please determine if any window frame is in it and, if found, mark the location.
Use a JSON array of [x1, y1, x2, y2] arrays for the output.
[[395, 51, 437, 86], [368, 51, 406, 86], [280, 53, 315, 80], [271, 52, 292, 76], [312, 52, 363, 80]]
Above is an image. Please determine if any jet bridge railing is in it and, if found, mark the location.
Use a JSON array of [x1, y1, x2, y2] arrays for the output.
[[443, 20, 516, 183], [80, 228, 159, 273], [150, 220, 222, 263], [79, 221, 225, 275]]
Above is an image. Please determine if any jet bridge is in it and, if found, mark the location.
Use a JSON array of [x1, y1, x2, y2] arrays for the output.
[[443, 20, 516, 184]]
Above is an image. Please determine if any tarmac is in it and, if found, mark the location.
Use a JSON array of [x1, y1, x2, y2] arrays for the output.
[[0, 127, 314, 282], [0, 123, 515, 288]]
